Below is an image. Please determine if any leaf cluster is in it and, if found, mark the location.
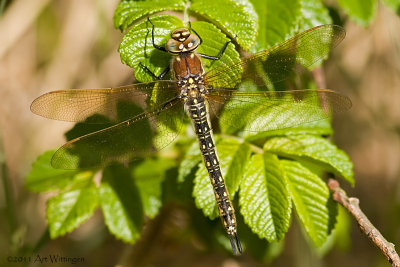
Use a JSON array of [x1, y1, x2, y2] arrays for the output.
[[25, 0, 383, 258]]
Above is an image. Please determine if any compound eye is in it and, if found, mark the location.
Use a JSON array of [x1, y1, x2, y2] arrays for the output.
[[187, 40, 195, 48], [166, 39, 180, 53], [181, 31, 190, 37], [185, 36, 199, 50]]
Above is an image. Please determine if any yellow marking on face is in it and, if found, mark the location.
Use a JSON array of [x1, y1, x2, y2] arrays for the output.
[[176, 57, 181, 62], [188, 78, 194, 83], [193, 98, 198, 104], [190, 53, 194, 58]]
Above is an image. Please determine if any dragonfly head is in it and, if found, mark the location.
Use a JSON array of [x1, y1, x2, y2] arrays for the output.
[[166, 28, 200, 54]]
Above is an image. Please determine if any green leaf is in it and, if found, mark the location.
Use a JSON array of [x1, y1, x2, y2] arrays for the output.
[[194, 137, 251, 219], [177, 140, 202, 183], [244, 119, 333, 141], [132, 158, 174, 218], [194, 163, 218, 218], [191, 21, 241, 74], [264, 135, 354, 185], [332, 206, 352, 250], [337, 0, 377, 27], [282, 160, 336, 247], [99, 164, 143, 243], [119, 15, 240, 82], [190, 0, 258, 49], [25, 150, 92, 192], [59, 100, 154, 169], [114, 0, 186, 30], [300, 0, 332, 30], [46, 182, 98, 238], [239, 153, 291, 241], [64, 114, 112, 141], [219, 90, 334, 140], [114, 0, 257, 49], [119, 15, 182, 82], [249, 0, 302, 52]]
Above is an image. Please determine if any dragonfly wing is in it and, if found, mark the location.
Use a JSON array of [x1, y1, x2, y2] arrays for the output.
[[31, 80, 179, 122], [52, 97, 184, 169], [206, 89, 351, 134], [204, 25, 345, 89]]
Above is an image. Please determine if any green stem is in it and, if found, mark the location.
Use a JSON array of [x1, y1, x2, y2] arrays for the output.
[[1, 157, 16, 235], [183, 1, 191, 25], [32, 229, 50, 254]]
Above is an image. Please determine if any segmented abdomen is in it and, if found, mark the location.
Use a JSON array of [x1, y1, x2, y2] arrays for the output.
[[185, 97, 237, 237]]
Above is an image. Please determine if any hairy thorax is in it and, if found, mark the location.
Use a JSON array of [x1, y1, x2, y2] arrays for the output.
[[174, 53, 207, 102]]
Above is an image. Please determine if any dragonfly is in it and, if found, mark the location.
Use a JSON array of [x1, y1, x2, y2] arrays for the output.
[[31, 19, 351, 255]]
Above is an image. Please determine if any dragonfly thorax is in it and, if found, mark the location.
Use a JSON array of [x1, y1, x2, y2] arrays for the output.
[[179, 73, 207, 100], [166, 28, 200, 54]]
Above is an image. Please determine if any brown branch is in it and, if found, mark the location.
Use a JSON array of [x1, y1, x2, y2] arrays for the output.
[[328, 179, 400, 267], [312, 66, 327, 89]]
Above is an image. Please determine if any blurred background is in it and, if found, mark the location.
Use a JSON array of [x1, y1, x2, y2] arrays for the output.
[[0, 0, 399, 266]]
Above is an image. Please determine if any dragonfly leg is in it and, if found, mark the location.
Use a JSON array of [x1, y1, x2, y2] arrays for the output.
[[188, 21, 203, 45], [197, 38, 233, 61], [188, 20, 233, 61], [147, 17, 167, 52], [139, 62, 170, 80]]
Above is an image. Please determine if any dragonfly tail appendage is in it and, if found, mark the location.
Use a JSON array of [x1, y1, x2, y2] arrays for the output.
[[229, 232, 242, 255]]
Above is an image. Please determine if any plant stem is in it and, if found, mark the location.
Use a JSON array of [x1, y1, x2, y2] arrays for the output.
[[1, 139, 16, 236], [328, 179, 400, 267], [32, 229, 50, 254], [183, 1, 191, 25]]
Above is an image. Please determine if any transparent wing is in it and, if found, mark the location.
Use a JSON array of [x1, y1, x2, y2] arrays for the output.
[[51, 97, 184, 169], [206, 89, 351, 133], [31, 80, 179, 122], [204, 25, 345, 88]]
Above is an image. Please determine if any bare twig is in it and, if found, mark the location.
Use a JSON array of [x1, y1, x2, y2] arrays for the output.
[[328, 179, 400, 267], [312, 66, 327, 89]]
